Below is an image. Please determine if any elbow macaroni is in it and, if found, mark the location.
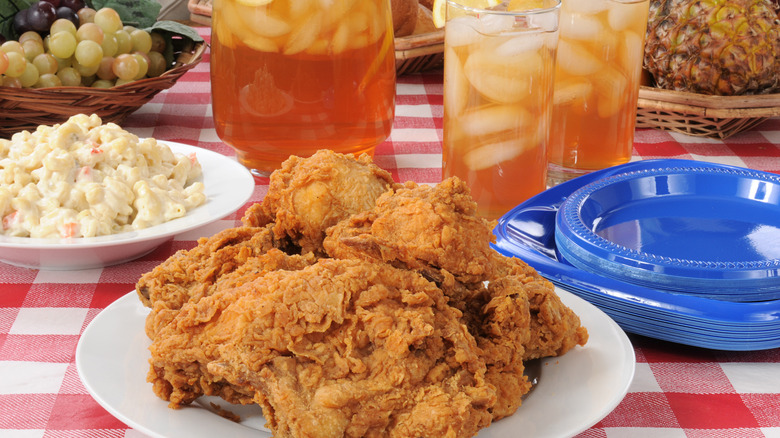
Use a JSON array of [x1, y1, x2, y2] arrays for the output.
[[0, 114, 207, 238]]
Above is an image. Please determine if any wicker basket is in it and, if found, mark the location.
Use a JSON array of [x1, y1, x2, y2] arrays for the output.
[[0, 40, 206, 139], [188, 0, 445, 75], [636, 86, 780, 139]]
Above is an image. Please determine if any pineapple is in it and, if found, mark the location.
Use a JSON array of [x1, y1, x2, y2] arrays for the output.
[[643, 0, 780, 96]]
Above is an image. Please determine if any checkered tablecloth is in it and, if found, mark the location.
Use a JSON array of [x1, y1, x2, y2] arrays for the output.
[[1, 27, 779, 438]]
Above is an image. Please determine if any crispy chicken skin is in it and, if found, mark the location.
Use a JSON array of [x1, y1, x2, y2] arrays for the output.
[[148, 259, 496, 438], [322, 177, 587, 419], [259, 150, 399, 255], [323, 178, 497, 285], [139, 150, 589, 437]]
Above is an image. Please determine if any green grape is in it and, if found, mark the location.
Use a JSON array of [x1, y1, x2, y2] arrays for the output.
[[101, 33, 118, 57], [91, 78, 114, 88], [33, 53, 58, 75], [78, 7, 96, 25], [74, 59, 99, 77], [1, 41, 24, 54], [74, 40, 103, 67], [122, 25, 136, 33], [0, 51, 8, 76], [112, 53, 139, 81], [34, 73, 62, 88], [5, 52, 27, 77], [19, 31, 43, 46], [21, 40, 44, 63], [49, 31, 77, 59], [114, 30, 132, 54], [96, 56, 116, 80], [18, 62, 40, 88], [130, 29, 152, 53], [146, 50, 167, 77], [54, 55, 72, 71], [150, 32, 166, 53], [50, 18, 78, 36], [2, 76, 22, 88], [42, 35, 50, 52], [132, 53, 148, 79], [115, 77, 134, 86], [57, 66, 81, 86], [94, 8, 122, 34], [76, 22, 104, 44]]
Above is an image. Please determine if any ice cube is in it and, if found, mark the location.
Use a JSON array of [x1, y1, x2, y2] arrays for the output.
[[444, 47, 470, 117], [562, 0, 610, 15], [559, 12, 601, 40], [464, 49, 539, 103], [528, 12, 560, 32], [463, 137, 534, 171], [493, 32, 545, 56], [619, 31, 644, 72], [445, 16, 484, 47], [553, 78, 593, 105], [238, 6, 292, 38], [592, 66, 628, 117], [284, 12, 323, 55], [607, 2, 648, 32], [556, 39, 602, 75], [458, 104, 532, 137], [478, 13, 516, 35]]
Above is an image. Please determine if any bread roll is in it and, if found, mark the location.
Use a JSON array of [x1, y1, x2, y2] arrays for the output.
[[392, 0, 419, 37]]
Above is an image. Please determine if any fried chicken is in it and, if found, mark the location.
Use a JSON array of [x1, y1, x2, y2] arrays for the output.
[[323, 178, 497, 285], [258, 150, 399, 255], [135, 224, 315, 339], [139, 150, 589, 436], [148, 259, 496, 438], [322, 177, 588, 419]]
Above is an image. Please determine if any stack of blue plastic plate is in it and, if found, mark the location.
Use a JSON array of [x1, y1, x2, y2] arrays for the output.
[[492, 159, 780, 351]]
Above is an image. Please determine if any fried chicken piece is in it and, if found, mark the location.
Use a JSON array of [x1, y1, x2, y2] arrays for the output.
[[324, 177, 497, 284], [135, 224, 315, 339], [260, 150, 399, 255], [148, 259, 497, 438], [323, 176, 588, 419], [491, 254, 589, 360]]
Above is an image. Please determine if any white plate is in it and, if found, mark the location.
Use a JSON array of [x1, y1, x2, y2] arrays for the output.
[[76, 287, 635, 438], [0, 142, 255, 270]]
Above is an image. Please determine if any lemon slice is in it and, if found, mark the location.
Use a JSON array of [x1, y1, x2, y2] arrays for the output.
[[235, 0, 273, 6], [432, 0, 502, 28]]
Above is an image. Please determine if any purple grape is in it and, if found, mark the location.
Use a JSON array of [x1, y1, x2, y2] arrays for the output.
[[13, 10, 33, 35], [40, 0, 62, 8], [27, 1, 57, 33], [61, 0, 86, 11], [56, 6, 79, 27]]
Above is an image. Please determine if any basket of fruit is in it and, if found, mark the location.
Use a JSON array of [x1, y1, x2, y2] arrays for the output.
[[0, 0, 205, 138], [635, 0, 780, 139]]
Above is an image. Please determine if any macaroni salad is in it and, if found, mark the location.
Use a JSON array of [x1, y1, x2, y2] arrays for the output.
[[0, 114, 207, 239]]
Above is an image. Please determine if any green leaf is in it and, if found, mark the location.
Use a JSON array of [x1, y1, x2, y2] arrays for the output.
[[145, 21, 204, 43], [91, 0, 162, 28]]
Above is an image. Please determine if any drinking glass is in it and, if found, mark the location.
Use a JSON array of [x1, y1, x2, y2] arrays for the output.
[[442, 0, 560, 220], [210, 0, 397, 178], [546, 0, 649, 185]]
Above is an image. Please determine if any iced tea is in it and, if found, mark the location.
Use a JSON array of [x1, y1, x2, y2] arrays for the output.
[[442, 0, 560, 220], [211, 0, 396, 177], [547, 0, 649, 184]]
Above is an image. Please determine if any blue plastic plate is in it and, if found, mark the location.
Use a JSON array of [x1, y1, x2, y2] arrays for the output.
[[492, 159, 780, 351], [555, 161, 780, 301]]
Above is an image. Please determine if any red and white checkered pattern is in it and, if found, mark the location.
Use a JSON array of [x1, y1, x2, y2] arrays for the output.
[[1, 27, 779, 438]]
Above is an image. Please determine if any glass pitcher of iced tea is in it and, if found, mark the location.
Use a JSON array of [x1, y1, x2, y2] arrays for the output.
[[210, 0, 397, 177]]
